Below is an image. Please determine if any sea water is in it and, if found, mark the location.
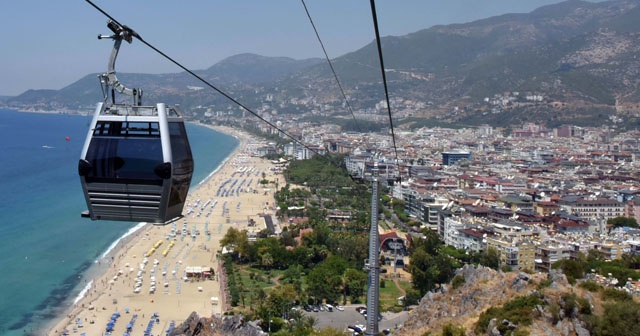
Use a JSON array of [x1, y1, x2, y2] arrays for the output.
[[0, 109, 238, 335]]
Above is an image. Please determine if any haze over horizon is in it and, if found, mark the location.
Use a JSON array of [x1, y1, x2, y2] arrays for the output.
[[0, 0, 606, 96]]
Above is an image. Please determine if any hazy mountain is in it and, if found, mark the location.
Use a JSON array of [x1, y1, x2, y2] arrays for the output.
[[6, 0, 640, 128], [200, 53, 323, 84], [287, 0, 640, 127], [5, 54, 323, 112]]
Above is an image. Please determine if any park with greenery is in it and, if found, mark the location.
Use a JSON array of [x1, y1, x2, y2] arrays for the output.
[[214, 154, 640, 335], [215, 154, 517, 334]]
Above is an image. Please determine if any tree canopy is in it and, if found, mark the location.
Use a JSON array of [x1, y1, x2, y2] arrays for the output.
[[607, 216, 638, 228]]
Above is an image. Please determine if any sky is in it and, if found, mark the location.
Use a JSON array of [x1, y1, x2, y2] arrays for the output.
[[0, 0, 605, 96]]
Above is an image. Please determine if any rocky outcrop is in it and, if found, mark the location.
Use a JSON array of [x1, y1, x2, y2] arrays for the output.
[[396, 264, 607, 336], [168, 312, 265, 336], [399, 265, 541, 335]]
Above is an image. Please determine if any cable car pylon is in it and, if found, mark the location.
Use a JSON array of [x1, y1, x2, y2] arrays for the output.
[[364, 162, 381, 335]]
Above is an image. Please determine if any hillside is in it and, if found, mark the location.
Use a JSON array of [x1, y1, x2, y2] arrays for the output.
[[6, 0, 640, 128], [398, 264, 636, 336], [289, 0, 640, 127]]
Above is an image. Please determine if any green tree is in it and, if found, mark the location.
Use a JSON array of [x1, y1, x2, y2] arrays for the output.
[[261, 252, 274, 269], [411, 229, 442, 255], [220, 227, 253, 261], [404, 288, 421, 306], [327, 232, 369, 268], [256, 237, 288, 268], [621, 253, 640, 269], [479, 246, 501, 270], [409, 249, 433, 295], [552, 259, 584, 284], [265, 284, 299, 320], [591, 301, 640, 335], [343, 268, 367, 303], [307, 256, 350, 303], [607, 216, 638, 228]]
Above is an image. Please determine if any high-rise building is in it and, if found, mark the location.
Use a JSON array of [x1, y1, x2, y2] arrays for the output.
[[442, 150, 472, 166]]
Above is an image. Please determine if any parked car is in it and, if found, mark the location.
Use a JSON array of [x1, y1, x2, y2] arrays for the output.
[[335, 304, 344, 311]]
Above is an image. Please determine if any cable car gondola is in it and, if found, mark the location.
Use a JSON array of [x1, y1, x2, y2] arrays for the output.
[[78, 21, 193, 223]]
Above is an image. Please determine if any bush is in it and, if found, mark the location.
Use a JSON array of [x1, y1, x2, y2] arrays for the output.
[[548, 303, 561, 324], [389, 306, 403, 313], [552, 259, 584, 284], [577, 296, 592, 315], [474, 293, 542, 334], [562, 292, 578, 318], [451, 275, 465, 290], [579, 280, 601, 292], [442, 323, 465, 336], [537, 278, 553, 290], [602, 288, 633, 302], [590, 301, 640, 335], [405, 289, 421, 306]]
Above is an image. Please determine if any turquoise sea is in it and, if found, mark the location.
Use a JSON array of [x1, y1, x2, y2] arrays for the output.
[[0, 109, 238, 335]]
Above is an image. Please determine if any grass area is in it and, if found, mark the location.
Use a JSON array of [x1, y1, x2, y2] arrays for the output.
[[379, 279, 404, 311], [397, 279, 413, 293], [230, 265, 289, 311], [230, 261, 413, 313], [235, 266, 285, 293]]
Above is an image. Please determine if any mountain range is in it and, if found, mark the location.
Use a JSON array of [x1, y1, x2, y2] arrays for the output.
[[5, 0, 640, 129]]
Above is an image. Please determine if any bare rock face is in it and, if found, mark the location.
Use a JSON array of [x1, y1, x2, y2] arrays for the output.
[[168, 312, 265, 336], [549, 268, 569, 288], [511, 272, 532, 292], [398, 264, 546, 336]]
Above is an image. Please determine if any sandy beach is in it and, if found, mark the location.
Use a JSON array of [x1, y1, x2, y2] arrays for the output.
[[46, 125, 281, 336]]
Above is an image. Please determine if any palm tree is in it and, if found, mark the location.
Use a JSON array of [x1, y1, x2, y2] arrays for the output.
[[261, 252, 274, 270], [304, 315, 318, 330], [238, 281, 246, 308]]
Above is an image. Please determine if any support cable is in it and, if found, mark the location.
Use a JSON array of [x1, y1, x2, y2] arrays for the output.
[[369, 0, 401, 171], [300, 0, 361, 132], [85, 0, 325, 159]]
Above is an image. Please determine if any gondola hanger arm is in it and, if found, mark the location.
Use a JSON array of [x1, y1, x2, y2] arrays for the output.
[[98, 20, 142, 104]]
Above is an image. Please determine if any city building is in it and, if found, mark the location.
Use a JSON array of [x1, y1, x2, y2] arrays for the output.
[[442, 150, 472, 166]]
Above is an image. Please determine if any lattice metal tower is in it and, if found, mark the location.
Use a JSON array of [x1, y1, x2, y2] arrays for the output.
[[365, 163, 380, 335]]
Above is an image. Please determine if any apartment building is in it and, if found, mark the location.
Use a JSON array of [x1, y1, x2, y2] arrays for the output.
[[561, 198, 624, 221]]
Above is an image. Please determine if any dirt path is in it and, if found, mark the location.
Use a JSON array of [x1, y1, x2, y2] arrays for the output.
[[393, 278, 407, 296]]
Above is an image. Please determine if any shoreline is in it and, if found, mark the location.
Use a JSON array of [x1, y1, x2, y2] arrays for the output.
[[43, 123, 280, 336], [38, 222, 152, 336]]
